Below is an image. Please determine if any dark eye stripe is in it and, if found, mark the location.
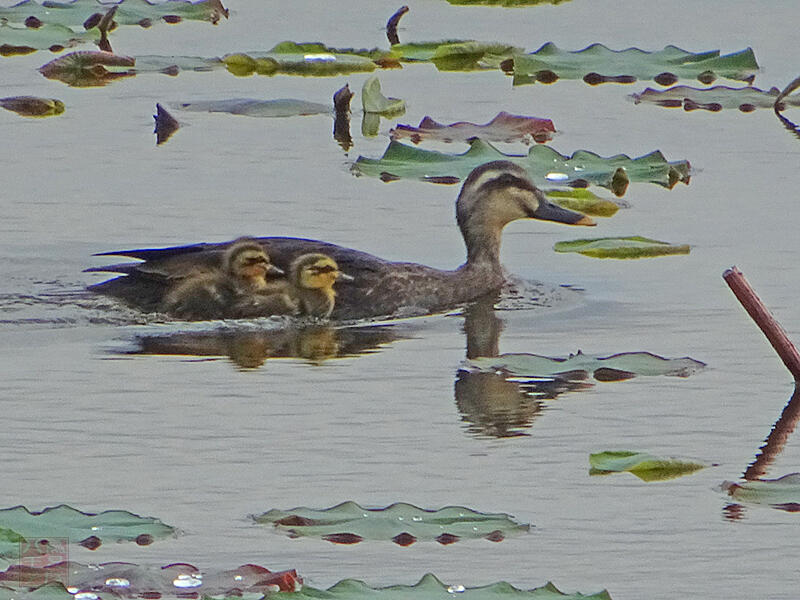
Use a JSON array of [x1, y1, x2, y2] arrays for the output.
[[311, 264, 336, 274]]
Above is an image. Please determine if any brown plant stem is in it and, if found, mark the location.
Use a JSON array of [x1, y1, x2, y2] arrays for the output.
[[723, 266, 800, 380]]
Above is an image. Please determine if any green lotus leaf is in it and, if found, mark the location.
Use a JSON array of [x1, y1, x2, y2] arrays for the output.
[[0, 96, 64, 117], [0, 505, 176, 554], [268, 41, 395, 63], [353, 139, 690, 195], [719, 474, 800, 509], [291, 574, 611, 600], [392, 40, 522, 70], [362, 75, 405, 115], [223, 51, 376, 77], [466, 350, 705, 381], [545, 189, 622, 217], [0, 563, 301, 596], [0, 583, 76, 600], [0, 21, 99, 54], [254, 501, 529, 544], [554, 236, 690, 258], [447, 0, 572, 5], [174, 98, 330, 117], [389, 111, 555, 145], [510, 43, 758, 86], [632, 84, 800, 112], [590, 451, 709, 481], [0, 0, 227, 28]]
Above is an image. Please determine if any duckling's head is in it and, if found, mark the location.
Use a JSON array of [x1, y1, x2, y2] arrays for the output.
[[224, 238, 283, 290], [456, 161, 595, 264], [290, 253, 353, 291]]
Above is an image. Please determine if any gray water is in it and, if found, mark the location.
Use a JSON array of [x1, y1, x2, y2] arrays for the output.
[[2, 1, 800, 598]]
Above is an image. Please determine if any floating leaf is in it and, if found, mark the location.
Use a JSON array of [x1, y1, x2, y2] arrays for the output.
[[38, 49, 135, 86], [545, 189, 622, 217], [362, 75, 405, 115], [446, 0, 573, 4], [0, 563, 301, 596], [719, 474, 800, 510], [174, 98, 331, 117], [268, 40, 395, 63], [509, 43, 758, 86], [0, 96, 64, 117], [353, 139, 690, 195], [0, 21, 99, 54], [254, 501, 529, 545], [466, 350, 705, 381], [554, 236, 690, 259], [590, 451, 709, 481], [223, 51, 376, 77], [389, 111, 555, 144], [632, 84, 800, 112], [393, 40, 522, 70], [291, 574, 611, 600], [0, 0, 228, 28], [0, 505, 175, 554]]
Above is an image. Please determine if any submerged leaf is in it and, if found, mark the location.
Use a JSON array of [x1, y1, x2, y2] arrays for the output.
[[553, 236, 690, 258], [174, 98, 330, 117], [390, 111, 555, 144], [0, 0, 228, 28], [719, 474, 800, 510], [545, 189, 622, 217], [632, 84, 800, 112], [292, 574, 611, 600], [254, 501, 529, 544], [590, 451, 709, 481], [0, 96, 64, 117], [0, 505, 175, 555], [466, 350, 705, 381], [362, 75, 405, 115], [353, 139, 690, 195], [510, 43, 758, 86]]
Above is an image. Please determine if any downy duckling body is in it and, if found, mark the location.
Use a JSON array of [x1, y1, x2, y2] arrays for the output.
[[88, 161, 594, 320], [161, 238, 283, 320]]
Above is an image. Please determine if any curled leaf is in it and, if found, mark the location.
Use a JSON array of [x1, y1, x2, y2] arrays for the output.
[[153, 103, 179, 145], [0, 96, 64, 117], [362, 75, 405, 115], [719, 474, 800, 510], [590, 451, 710, 481], [553, 236, 690, 258]]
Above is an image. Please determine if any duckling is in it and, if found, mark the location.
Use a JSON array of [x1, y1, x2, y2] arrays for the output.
[[88, 161, 595, 320], [161, 237, 284, 320]]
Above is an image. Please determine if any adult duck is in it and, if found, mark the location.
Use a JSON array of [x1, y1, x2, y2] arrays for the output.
[[88, 161, 594, 320]]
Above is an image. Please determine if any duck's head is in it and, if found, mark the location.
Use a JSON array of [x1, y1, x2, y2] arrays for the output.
[[224, 238, 284, 289], [456, 161, 595, 264], [290, 253, 354, 291]]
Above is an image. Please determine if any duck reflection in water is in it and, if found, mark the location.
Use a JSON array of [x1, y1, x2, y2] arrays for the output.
[[126, 324, 400, 369], [455, 297, 591, 439]]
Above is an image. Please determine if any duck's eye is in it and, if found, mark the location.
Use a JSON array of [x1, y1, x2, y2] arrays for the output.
[[243, 256, 268, 266], [311, 265, 336, 274]]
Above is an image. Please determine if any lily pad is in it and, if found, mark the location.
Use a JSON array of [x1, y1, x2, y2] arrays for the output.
[[553, 236, 690, 258], [0, 0, 228, 28], [353, 139, 690, 195], [631, 84, 800, 112], [446, 0, 572, 4], [291, 574, 610, 600], [719, 474, 800, 510], [0, 96, 64, 117], [389, 111, 555, 145], [174, 98, 331, 117], [466, 350, 705, 381], [268, 40, 395, 64], [0, 563, 301, 596], [545, 189, 622, 217], [509, 43, 758, 86], [362, 75, 405, 116], [590, 451, 709, 481], [393, 40, 522, 70], [0, 21, 99, 54], [223, 51, 376, 77], [253, 501, 529, 545], [0, 505, 176, 555]]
